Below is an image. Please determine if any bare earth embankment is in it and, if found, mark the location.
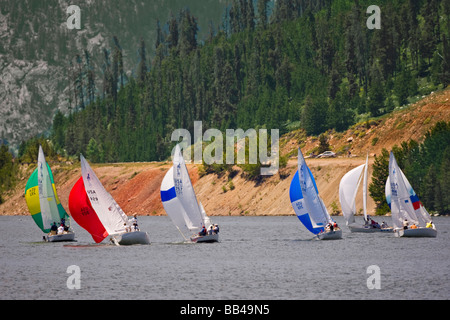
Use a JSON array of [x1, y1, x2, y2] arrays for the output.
[[1, 87, 449, 217]]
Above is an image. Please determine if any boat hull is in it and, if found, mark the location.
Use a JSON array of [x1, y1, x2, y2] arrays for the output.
[[348, 225, 393, 233], [46, 232, 76, 242], [316, 229, 342, 240], [113, 231, 150, 245], [395, 228, 437, 238], [191, 233, 219, 243]]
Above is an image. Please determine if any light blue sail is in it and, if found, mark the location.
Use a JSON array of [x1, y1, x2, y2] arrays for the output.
[[289, 169, 324, 235]]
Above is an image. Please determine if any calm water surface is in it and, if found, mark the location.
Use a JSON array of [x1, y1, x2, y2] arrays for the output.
[[1, 215, 449, 300]]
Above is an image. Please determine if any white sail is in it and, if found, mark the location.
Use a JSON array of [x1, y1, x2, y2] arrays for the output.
[[339, 163, 365, 226], [161, 167, 196, 238], [80, 155, 128, 236], [37, 145, 61, 230], [172, 145, 204, 230], [199, 201, 211, 228], [297, 148, 330, 228], [161, 145, 208, 238], [362, 154, 368, 221], [387, 152, 432, 229]]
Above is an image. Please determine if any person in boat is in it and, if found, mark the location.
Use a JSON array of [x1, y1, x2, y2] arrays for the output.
[[371, 219, 381, 229], [130, 214, 139, 231], [381, 221, 389, 229], [57, 223, 64, 234], [124, 223, 131, 233], [50, 222, 58, 235], [213, 224, 219, 234], [410, 224, 418, 229], [332, 221, 339, 230], [403, 219, 409, 230], [199, 225, 207, 236], [61, 217, 66, 227], [325, 222, 334, 232], [208, 225, 214, 235], [426, 221, 434, 228]]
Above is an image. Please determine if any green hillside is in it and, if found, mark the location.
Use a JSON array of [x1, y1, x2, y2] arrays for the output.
[[0, 0, 229, 148], [49, 0, 449, 163]]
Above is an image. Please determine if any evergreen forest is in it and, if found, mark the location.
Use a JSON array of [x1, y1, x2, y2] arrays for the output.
[[48, 0, 450, 163]]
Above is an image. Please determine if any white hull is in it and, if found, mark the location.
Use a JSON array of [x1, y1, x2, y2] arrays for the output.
[[190, 233, 219, 243], [315, 229, 342, 240], [46, 232, 76, 242], [395, 228, 437, 238], [113, 231, 150, 245], [348, 225, 393, 233]]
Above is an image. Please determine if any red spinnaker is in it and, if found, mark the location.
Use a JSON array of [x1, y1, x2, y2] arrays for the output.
[[69, 177, 108, 243]]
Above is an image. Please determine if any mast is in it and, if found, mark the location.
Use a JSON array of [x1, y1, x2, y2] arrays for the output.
[[363, 153, 368, 221], [37, 145, 61, 230]]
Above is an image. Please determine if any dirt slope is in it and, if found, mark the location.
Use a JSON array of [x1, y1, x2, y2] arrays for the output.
[[1, 87, 449, 217]]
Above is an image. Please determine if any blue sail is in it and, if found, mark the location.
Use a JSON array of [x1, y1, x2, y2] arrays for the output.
[[289, 170, 324, 235]]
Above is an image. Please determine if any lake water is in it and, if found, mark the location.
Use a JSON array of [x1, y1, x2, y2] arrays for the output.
[[1, 215, 449, 301]]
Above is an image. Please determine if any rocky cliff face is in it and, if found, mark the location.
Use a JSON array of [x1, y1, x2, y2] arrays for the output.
[[0, 0, 227, 151], [0, 55, 68, 146]]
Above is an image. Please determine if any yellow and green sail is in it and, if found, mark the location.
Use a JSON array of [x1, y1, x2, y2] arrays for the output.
[[24, 147, 68, 233]]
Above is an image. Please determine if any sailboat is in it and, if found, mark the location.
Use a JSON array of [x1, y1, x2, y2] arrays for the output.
[[289, 148, 342, 240], [68, 155, 150, 245], [25, 145, 75, 242], [160, 144, 219, 243], [339, 154, 392, 233], [385, 152, 437, 238]]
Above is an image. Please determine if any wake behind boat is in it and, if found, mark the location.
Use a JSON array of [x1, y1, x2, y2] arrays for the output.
[[385, 152, 437, 238], [289, 148, 342, 240], [339, 154, 392, 233], [25, 145, 75, 242], [160, 144, 219, 243], [68, 155, 150, 246]]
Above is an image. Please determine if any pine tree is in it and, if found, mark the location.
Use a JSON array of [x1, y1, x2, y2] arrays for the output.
[[369, 148, 390, 215], [422, 164, 437, 210], [137, 38, 148, 85], [439, 146, 450, 213], [367, 62, 385, 117], [178, 9, 198, 57], [301, 95, 328, 136], [167, 12, 179, 50], [257, 0, 269, 28], [113, 36, 124, 90], [245, 0, 255, 31], [75, 54, 85, 110], [84, 50, 96, 104], [155, 19, 163, 50]]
